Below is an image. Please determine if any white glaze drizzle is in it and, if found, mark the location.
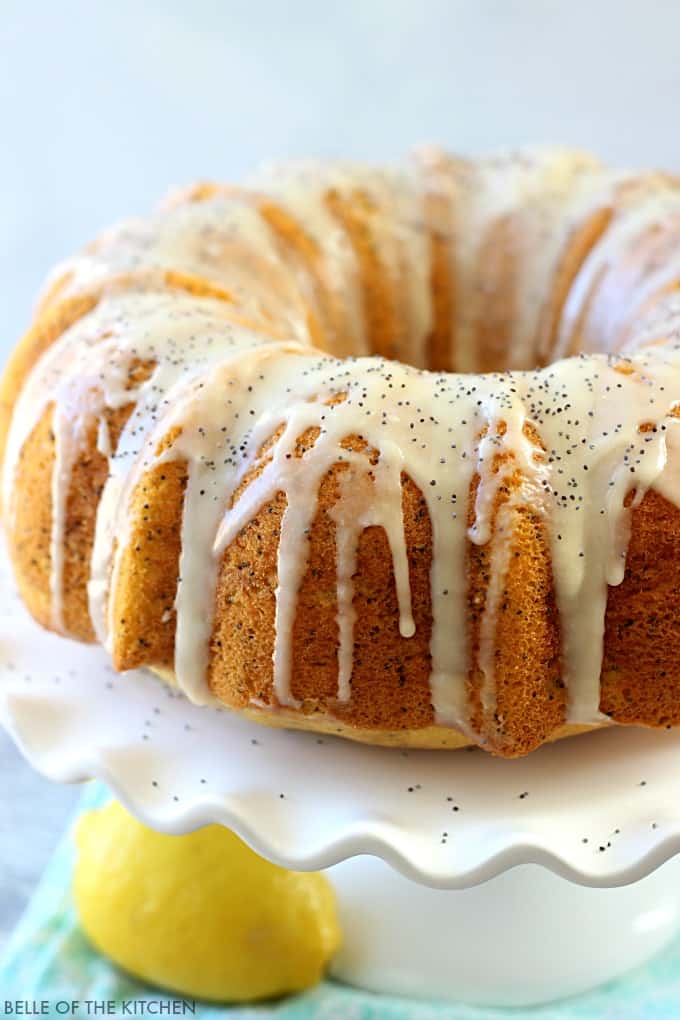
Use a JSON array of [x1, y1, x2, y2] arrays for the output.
[[556, 183, 680, 357], [439, 148, 610, 373], [328, 467, 366, 703]]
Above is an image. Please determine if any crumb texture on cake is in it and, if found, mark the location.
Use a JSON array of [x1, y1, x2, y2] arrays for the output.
[[5, 147, 680, 757]]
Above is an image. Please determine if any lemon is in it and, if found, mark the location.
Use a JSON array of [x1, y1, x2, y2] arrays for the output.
[[73, 799, 340, 1002]]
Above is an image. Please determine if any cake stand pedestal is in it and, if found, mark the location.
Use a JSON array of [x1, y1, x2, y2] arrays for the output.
[[328, 856, 680, 1005], [3, 555, 680, 1006]]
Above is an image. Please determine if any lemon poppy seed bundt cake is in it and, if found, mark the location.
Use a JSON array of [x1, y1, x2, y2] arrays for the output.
[[4, 146, 680, 758]]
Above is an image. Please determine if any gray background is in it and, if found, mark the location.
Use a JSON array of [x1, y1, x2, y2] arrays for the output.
[[2, 0, 680, 948]]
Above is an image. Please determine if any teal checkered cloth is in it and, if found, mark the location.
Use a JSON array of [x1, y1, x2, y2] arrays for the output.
[[2, 783, 680, 1017]]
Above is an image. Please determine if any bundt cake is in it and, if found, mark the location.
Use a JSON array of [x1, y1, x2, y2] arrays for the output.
[[4, 146, 680, 758]]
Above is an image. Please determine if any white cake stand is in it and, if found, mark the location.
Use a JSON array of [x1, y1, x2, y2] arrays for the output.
[[3, 554, 680, 1007]]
